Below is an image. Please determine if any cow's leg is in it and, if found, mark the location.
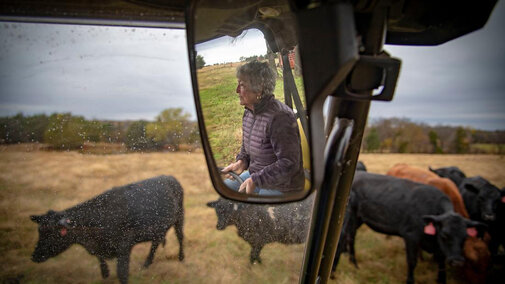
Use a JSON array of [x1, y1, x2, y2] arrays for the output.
[[331, 209, 362, 278], [250, 243, 264, 264], [488, 237, 499, 257], [404, 238, 418, 284], [175, 220, 184, 261], [434, 252, 447, 284], [348, 219, 363, 268], [332, 218, 352, 273], [330, 234, 347, 279], [344, 208, 362, 268], [98, 257, 109, 279], [418, 249, 424, 261], [143, 241, 160, 268], [117, 250, 131, 284]]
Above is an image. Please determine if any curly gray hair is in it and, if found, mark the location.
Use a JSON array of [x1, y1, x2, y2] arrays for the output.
[[236, 61, 276, 96]]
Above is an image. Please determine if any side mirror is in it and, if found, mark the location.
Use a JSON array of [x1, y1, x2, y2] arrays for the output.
[[186, 0, 313, 202]]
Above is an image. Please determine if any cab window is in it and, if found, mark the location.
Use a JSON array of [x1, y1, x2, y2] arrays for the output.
[[0, 22, 308, 283]]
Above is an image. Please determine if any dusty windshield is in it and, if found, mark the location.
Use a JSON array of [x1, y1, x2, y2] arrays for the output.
[[0, 22, 309, 283]]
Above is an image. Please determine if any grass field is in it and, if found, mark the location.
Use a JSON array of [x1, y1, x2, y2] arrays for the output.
[[0, 144, 504, 283]]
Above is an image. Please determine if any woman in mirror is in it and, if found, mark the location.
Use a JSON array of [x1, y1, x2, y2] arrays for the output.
[[222, 60, 305, 195]]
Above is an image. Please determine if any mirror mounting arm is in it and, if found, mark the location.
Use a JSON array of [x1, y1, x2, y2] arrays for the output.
[[302, 118, 354, 283], [297, 2, 360, 283], [303, 1, 395, 283], [281, 52, 294, 109]]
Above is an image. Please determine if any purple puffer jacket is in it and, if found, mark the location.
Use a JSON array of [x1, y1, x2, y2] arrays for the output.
[[236, 95, 304, 192]]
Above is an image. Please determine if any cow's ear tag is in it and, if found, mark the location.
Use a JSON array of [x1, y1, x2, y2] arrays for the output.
[[60, 228, 68, 237], [467, 227, 478, 237], [424, 222, 436, 235], [501, 196, 505, 203]]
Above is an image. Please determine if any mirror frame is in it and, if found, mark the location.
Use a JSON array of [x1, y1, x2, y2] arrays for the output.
[[185, 0, 318, 203]]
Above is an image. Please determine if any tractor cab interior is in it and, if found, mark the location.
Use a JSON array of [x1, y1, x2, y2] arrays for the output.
[[0, 0, 498, 283]]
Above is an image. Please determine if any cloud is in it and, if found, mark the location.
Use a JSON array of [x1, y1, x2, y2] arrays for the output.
[[196, 29, 267, 65], [0, 23, 195, 121], [369, 1, 505, 130]]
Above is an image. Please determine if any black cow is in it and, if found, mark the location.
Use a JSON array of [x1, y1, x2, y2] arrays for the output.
[[429, 166, 467, 186], [30, 175, 184, 284], [488, 188, 505, 258], [206, 194, 313, 264], [332, 172, 485, 284], [459, 176, 501, 222]]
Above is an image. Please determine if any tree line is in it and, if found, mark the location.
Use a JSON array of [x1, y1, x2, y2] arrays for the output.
[[195, 53, 270, 69], [3, 113, 503, 154], [0, 108, 199, 151], [363, 118, 505, 154]]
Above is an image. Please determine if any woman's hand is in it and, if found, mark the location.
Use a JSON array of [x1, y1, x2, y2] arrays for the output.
[[222, 160, 247, 179], [239, 178, 256, 194]]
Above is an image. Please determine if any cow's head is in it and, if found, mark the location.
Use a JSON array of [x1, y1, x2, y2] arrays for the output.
[[207, 198, 244, 230], [428, 166, 466, 186], [423, 212, 486, 267], [30, 210, 75, 262], [461, 177, 501, 222]]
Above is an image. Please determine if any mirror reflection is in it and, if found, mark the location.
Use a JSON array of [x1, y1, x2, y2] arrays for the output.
[[195, 29, 310, 196]]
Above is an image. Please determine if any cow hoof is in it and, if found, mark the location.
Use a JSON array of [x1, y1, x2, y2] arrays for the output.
[[100, 266, 109, 278], [249, 258, 262, 265], [178, 252, 184, 261], [350, 257, 359, 268]]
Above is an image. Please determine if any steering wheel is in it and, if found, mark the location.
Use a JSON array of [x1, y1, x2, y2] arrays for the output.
[[218, 167, 244, 184]]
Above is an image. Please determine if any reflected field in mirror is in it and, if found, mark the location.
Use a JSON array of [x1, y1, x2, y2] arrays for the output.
[[193, 2, 311, 197]]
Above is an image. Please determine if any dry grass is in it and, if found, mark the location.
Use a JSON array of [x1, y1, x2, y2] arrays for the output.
[[0, 147, 304, 284], [330, 153, 505, 284], [359, 153, 505, 186], [0, 147, 504, 283]]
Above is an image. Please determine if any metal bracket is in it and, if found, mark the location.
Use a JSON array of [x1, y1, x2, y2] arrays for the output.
[[340, 54, 401, 102]]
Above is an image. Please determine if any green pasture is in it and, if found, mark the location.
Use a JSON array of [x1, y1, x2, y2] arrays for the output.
[[1, 147, 504, 283]]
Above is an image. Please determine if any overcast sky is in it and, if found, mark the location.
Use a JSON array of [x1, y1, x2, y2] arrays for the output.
[[0, 24, 194, 121], [196, 29, 267, 65], [374, 1, 505, 130], [0, 1, 504, 130]]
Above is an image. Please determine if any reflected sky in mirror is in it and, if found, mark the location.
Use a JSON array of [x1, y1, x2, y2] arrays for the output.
[[196, 29, 267, 65]]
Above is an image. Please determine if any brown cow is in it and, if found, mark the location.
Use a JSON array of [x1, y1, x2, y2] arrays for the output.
[[387, 164, 490, 284], [387, 164, 469, 217]]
